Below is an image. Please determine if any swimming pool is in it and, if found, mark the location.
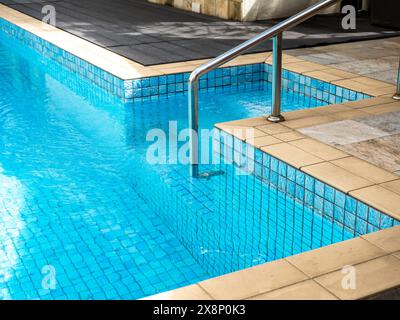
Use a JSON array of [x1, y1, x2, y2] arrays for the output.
[[0, 19, 397, 300]]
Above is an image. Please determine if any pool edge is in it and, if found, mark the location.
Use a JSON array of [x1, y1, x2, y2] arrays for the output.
[[145, 226, 400, 300]]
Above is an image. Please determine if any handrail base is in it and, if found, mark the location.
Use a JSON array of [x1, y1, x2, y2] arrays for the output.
[[267, 114, 285, 123], [393, 93, 400, 101], [195, 170, 225, 180]]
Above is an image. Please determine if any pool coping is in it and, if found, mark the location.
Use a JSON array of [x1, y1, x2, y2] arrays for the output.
[[2, 4, 399, 300], [145, 226, 400, 300]]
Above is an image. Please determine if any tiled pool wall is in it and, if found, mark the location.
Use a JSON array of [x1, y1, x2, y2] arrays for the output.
[[130, 163, 218, 276], [0, 18, 123, 104], [0, 17, 371, 106], [216, 129, 400, 235], [0, 18, 125, 100], [124, 64, 371, 104], [266, 65, 370, 105], [130, 127, 400, 280]]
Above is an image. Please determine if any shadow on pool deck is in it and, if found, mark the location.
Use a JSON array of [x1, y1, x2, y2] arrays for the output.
[[1, 0, 399, 65]]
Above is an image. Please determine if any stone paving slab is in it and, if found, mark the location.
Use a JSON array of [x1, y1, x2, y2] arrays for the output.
[[356, 111, 400, 134], [288, 38, 400, 84], [298, 120, 390, 146], [338, 134, 400, 174], [297, 106, 400, 175]]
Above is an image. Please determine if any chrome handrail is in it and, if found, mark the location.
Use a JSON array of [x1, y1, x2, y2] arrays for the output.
[[394, 57, 400, 100], [188, 0, 341, 178]]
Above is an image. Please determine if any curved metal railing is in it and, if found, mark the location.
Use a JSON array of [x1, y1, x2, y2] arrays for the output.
[[394, 57, 400, 100], [188, 0, 342, 177]]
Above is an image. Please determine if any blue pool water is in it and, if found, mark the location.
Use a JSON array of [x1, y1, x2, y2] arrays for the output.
[[0, 23, 397, 300]]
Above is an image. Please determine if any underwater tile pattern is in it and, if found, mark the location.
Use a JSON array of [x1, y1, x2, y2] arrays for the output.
[[0, 183, 207, 300], [0, 31, 209, 299]]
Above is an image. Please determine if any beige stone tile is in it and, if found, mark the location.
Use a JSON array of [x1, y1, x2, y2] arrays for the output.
[[284, 61, 330, 73], [365, 86, 397, 97], [155, 65, 196, 74], [315, 255, 400, 300], [351, 76, 393, 89], [362, 226, 400, 254], [281, 109, 319, 121], [223, 53, 271, 66], [257, 123, 292, 135], [287, 237, 386, 277], [343, 77, 394, 94], [331, 157, 399, 184], [380, 179, 400, 195], [217, 117, 269, 128], [312, 104, 353, 114], [328, 110, 369, 120], [218, 126, 266, 141], [332, 79, 369, 92], [362, 101, 400, 115], [302, 162, 374, 193], [199, 259, 308, 300], [350, 185, 400, 220], [248, 280, 338, 300], [0, 5, 40, 23], [381, 93, 396, 98], [317, 68, 359, 80], [265, 55, 302, 65], [282, 54, 304, 63], [344, 97, 395, 109], [151, 60, 205, 69], [261, 143, 324, 169], [304, 70, 345, 83], [289, 138, 348, 161], [247, 135, 281, 148], [247, 52, 271, 61], [273, 131, 304, 142], [143, 284, 212, 300], [282, 116, 334, 129], [223, 58, 260, 67]]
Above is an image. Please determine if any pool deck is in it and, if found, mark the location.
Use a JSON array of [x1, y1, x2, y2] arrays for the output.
[[1, 3, 400, 300], [2, 0, 400, 66], [287, 37, 400, 84]]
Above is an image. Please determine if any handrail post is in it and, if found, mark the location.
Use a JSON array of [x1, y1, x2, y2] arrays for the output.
[[189, 78, 199, 178], [187, 0, 342, 178], [393, 57, 400, 100], [267, 32, 285, 123]]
